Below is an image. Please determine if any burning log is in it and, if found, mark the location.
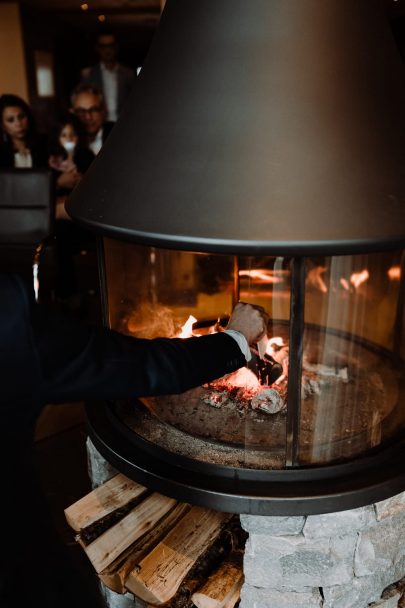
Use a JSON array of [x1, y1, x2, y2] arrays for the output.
[[251, 387, 285, 414]]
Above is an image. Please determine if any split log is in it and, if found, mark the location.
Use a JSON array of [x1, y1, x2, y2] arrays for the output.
[[223, 587, 241, 608], [81, 492, 177, 573], [162, 519, 239, 608], [99, 502, 191, 593], [64, 473, 148, 538], [125, 506, 233, 605], [192, 551, 243, 608]]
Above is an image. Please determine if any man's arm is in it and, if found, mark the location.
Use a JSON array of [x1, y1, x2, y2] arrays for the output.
[[33, 300, 267, 406], [2, 274, 266, 406]]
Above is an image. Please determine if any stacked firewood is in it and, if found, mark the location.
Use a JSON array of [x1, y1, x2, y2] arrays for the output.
[[64, 474, 245, 607]]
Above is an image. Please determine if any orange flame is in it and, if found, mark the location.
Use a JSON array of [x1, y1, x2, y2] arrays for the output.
[[178, 315, 199, 338]]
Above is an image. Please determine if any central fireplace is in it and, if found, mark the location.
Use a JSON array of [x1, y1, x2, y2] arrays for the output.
[[64, 0, 405, 604], [67, 0, 405, 516], [83, 237, 405, 515]]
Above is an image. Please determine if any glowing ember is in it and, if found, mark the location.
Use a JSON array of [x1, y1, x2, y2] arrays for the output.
[[225, 367, 260, 389]]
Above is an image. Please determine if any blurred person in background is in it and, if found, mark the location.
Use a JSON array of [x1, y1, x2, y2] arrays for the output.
[[70, 83, 114, 156], [0, 94, 48, 168], [48, 112, 95, 219], [47, 113, 97, 309], [80, 30, 135, 122]]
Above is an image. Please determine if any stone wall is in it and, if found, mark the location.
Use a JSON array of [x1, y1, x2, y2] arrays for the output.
[[240, 494, 405, 608]]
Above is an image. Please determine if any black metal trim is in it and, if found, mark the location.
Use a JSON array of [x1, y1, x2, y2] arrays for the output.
[[286, 257, 305, 466], [64, 214, 405, 258], [86, 400, 405, 515]]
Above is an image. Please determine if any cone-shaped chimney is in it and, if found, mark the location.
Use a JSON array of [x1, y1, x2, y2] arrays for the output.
[[67, 0, 405, 255]]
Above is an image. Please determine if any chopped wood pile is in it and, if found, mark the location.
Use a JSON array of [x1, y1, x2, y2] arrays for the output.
[[64, 473, 246, 607]]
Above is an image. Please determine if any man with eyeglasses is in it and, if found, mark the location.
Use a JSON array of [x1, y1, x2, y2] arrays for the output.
[[80, 31, 135, 122], [70, 83, 115, 156]]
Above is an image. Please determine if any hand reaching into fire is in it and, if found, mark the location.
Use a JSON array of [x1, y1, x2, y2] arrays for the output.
[[226, 302, 269, 345]]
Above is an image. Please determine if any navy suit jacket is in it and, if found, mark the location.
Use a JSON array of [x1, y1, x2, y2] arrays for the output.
[[0, 272, 246, 607], [0, 273, 245, 423]]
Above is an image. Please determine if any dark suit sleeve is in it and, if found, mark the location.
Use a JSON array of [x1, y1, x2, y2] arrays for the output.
[[32, 299, 245, 405]]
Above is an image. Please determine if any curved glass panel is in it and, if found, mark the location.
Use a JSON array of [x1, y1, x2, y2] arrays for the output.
[[103, 239, 405, 470], [300, 252, 405, 464]]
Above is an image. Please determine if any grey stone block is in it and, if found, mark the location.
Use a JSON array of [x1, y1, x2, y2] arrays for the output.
[[369, 593, 401, 607], [240, 514, 305, 536], [303, 506, 375, 539], [86, 437, 118, 488], [240, 584, 323, 607], [323, 557, 405, 608], [244, 533, 356, 590], [100, 582, 139, 607], [375, 491, 405, 522], [354, 512, 405, 577]]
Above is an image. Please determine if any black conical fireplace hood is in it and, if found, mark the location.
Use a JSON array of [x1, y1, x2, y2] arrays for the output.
[[67, 0, 405, 255]]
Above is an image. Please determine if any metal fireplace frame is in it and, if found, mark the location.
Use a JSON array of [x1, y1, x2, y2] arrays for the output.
[[82, 240, 405, 516]]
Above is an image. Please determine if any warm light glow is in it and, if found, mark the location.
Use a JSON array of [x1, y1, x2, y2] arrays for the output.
[[388, 265, 401, 281], [268, 337, 284, 349], [340, 277, 350, 291], [350, 269, 369, 289], [178, 315, 198, 338], [306, 266, 328, 293], [266, 337, 289, 384], [80, 3, 89, 10], [238, 269, 283, 284], [226, 367, 260, 389], [98, 14, 106, 21]]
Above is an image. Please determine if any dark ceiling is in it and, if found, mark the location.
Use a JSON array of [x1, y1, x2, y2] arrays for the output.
[[17, 0, 161, 29]]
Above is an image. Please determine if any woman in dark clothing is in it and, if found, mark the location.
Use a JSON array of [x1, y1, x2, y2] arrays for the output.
[[48, 112, 95, 199], [0, 94, 48, 168], [47, 114, 96, 304]]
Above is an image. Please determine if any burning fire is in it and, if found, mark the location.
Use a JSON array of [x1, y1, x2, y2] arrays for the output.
[[177, 315, 200, 338]]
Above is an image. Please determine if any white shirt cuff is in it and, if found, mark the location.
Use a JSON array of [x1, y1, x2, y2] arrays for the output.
[[223, 329, 252, 362]]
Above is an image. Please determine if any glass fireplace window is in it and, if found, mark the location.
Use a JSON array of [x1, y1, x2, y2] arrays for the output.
[[102, 238, 405, 471]]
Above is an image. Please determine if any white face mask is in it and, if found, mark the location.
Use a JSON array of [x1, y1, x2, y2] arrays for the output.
[[62, 140, 76, 153]]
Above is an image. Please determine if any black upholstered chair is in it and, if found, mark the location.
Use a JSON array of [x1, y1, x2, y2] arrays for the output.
[[0, 169, 55, 296]]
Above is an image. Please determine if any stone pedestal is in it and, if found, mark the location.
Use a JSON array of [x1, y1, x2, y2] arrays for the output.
[[87, 438, 405, 608], [240, 495, 405, 608]]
